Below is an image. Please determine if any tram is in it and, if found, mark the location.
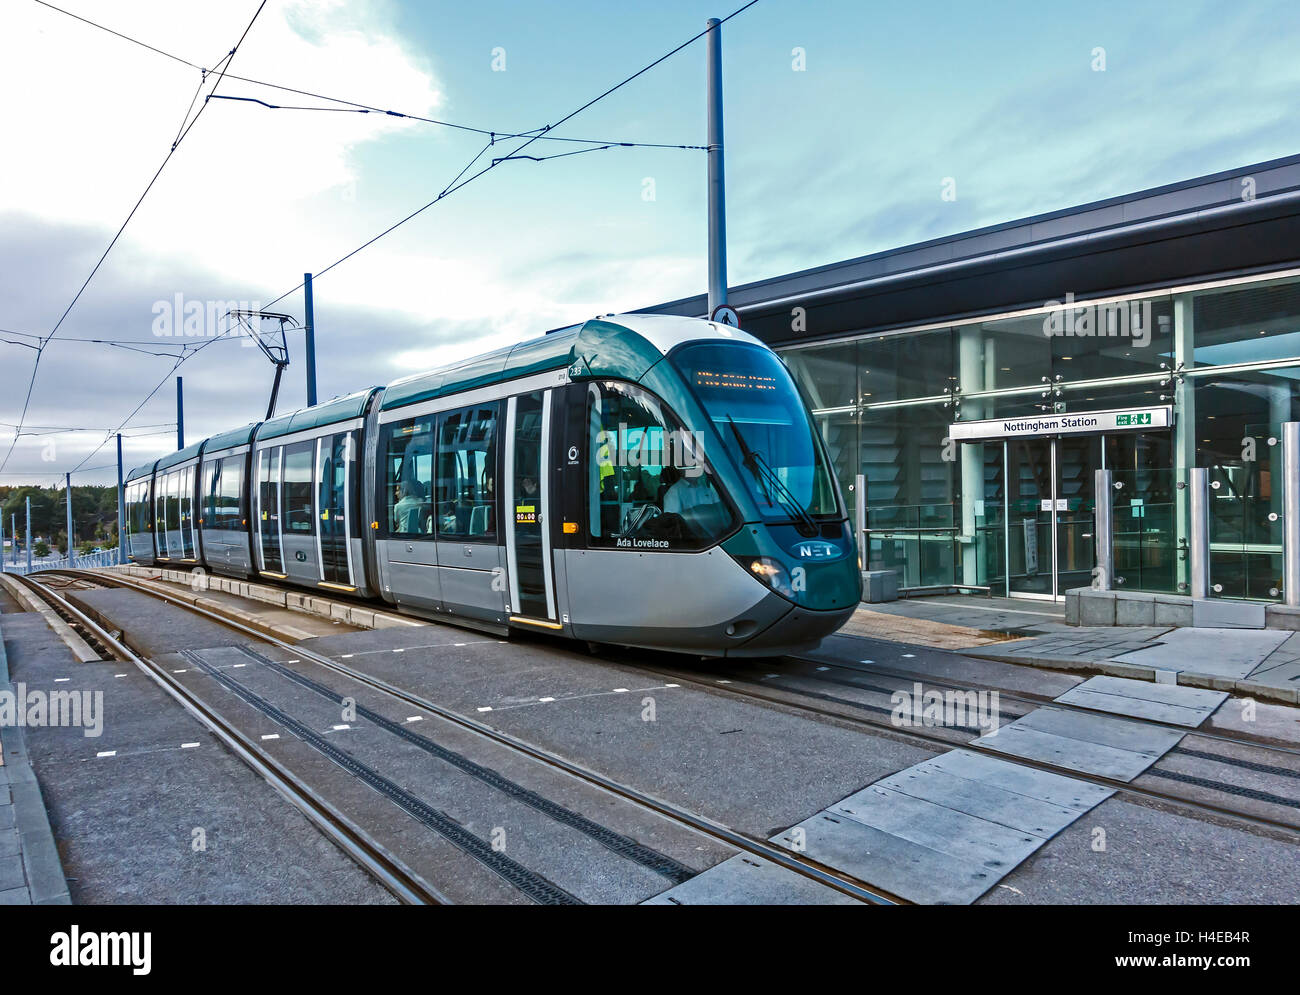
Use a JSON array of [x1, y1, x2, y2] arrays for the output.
[[123, 314, 860, 656]]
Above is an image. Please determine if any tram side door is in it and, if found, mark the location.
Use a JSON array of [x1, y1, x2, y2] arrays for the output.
[[504, 390, 558, 625]]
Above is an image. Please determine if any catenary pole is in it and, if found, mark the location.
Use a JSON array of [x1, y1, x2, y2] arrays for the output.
[[117, 432, 126, 566], [705, 17, 728, 314], [304, 272, 318, 408]]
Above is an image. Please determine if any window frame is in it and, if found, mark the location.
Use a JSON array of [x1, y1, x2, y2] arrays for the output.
[[583, 378, 740, 553]]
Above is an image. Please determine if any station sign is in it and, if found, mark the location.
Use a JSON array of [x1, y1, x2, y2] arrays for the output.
[[948, 405, 1172, 441]]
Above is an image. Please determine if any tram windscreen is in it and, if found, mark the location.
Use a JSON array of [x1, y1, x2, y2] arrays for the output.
[[672, 342, 840, 521]]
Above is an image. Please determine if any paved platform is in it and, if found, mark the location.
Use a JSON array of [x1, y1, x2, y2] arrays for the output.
[[0, 606, 71, 905], [847, 594, 1300, 704], [969, 624, 1300, 704]]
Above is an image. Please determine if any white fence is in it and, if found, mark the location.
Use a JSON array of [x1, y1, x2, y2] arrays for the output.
[[1, 549, 123, 575]]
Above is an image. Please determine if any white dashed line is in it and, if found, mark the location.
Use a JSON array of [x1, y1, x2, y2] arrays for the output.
[[392, 648, 405, 653], [405, 716, 422, 723], [902, 654, 916, 658], [454, 643, 466, 647], [114, 673, 127, 678], [232, 663, 247, 669], [538, 697, 556, 703], [612, 688, 629, 693], [332, 724, 350, 731], [860, 659, 874, 664], [261, 734, 280, 741], [816, 666, 829, 671], [172, 669, 187, 674], [476, 706, 493, 712], [181, 742, 200, 749], [716, 679, 731, 684], [96, 751, 116, 758], [54, 677, 70, 683], [341, 654, 354, 659], [663, 683, 680, 688]]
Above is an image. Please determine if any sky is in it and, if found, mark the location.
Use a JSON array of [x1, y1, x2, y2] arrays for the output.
[[1, 0, 1298, 484]]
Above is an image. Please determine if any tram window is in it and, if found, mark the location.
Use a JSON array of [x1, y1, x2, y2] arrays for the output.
[[436, 404, 497, 541], [203, 461, 220, 526], [204, 457, 244, 530], [382, 417, 434, 536], [284, 442, 316, 534], [219, 457, 244, 527], [586, 381, 734, 550]]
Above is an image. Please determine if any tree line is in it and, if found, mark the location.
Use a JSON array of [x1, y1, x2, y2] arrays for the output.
[[0, 485, 121, 555]]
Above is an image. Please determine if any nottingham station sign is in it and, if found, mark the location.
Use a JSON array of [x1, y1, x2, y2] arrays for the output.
[[948, 405, 1173, 441]]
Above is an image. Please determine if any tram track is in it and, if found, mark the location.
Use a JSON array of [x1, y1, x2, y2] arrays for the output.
[[618, 655, 1300, 840], [28, 568, 905, 906], [5, 571, 449, 906]]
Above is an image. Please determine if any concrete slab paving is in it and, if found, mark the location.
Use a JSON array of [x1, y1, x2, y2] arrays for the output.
[[828, 784, 1045, 867], [876, 759, 1100, 838], [1000, 707, 1186, 757], [930, 749, 1115, 810], [975, 706, 1185, 781], [1109, 627, 1289, 679], [1054, 675, 1228, 727], [775, 810, 1000, 905], [642, 854, 864, 905], [700, 749, 1118, 905]]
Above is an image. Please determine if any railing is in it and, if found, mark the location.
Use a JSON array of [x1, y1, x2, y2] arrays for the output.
[[1, 549, 122, 575]]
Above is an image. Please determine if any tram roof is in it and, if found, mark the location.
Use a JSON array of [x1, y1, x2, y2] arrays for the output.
[[256, 388, 381, 443], [379, 314, 762, 413]]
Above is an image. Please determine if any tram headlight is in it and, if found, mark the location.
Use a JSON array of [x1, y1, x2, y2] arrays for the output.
[[743, 556, 795, 598]]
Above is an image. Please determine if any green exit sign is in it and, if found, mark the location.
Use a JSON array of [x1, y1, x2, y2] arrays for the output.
[[1116, 412, 1153, 427]]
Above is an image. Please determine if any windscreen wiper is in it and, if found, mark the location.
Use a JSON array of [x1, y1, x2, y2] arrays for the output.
[[727, 417, 819, 538]]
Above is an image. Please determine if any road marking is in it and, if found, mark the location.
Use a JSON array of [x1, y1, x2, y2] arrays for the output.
[[172, 669, 188, 673], [181, 742, 200, 749], [114, 673, 127, 678], [331, 724, 350, 731], [341, 654, 354, 658], [816, 666, 829, 671], [538, 696, 556, 703], [232, 663, 247, 669], [96, 750, 116, 758], [261, 734, 280, 740], [860, 659, 874, 664], [716, 679, 731, 684], [405, 716, 422, 723], [392, 648, 405, 653], [477, 706, 493, 712], [664, 683, 680, 688], [902, 654, 916, 658], [613, 687, 629, 693]]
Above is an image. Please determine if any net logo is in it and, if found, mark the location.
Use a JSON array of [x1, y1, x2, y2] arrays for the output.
[[793, 540, 841, 560], [49, 927, 152, 976]]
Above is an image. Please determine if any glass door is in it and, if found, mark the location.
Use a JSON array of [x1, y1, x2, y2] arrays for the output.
[[1006, 437, 1055, 597], [1056, 434, 1100, 592], [505, 391, 556, 623]]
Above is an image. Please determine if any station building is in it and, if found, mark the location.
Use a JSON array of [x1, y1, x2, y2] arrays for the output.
[[646, 154, 1300, 604]]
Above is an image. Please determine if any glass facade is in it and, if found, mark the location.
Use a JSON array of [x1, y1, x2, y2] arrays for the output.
[[781, 272, 1300, 601]]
